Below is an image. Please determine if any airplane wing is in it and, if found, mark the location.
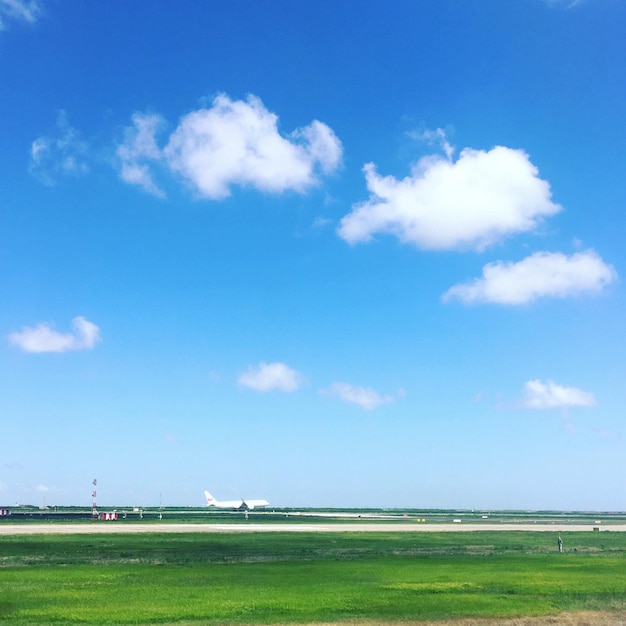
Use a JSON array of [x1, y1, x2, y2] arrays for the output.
[[242, 499, 269, 510]]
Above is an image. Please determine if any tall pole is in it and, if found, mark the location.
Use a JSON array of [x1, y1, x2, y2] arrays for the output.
[[92, 479, 97, 519]]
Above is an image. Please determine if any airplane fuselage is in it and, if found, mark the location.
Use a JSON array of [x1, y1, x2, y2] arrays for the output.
[[204, 490, 269, 510]]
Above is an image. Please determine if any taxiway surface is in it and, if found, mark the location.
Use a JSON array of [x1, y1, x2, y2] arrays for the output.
[[2, 523, 625, 535]]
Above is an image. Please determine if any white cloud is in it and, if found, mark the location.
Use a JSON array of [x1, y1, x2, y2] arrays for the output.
[[320, 382, 393, 411], [408, 127, 455, 161], [312, 216, 332, 229], [29, 111, 89, 185], [35, 483, 49, 492], [118, 94, 342, 200], [8, 316, 101, 353], [523, 379, 596, 409], [443, 250, 617, 305], [338, 145, 560, 251], [116, 112, 166, 197], [544, 0, 584, 8], [0, 0, 41, 29], [164, 94, 342, 198], [238, 362, 302, 392]]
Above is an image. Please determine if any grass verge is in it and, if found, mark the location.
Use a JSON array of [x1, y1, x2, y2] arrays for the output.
[[1, 531, 625, 624]]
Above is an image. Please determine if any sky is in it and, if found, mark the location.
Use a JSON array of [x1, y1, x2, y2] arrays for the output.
[[1, 0, 625, 511]]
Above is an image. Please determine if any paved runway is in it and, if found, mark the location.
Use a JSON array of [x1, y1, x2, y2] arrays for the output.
[[2, 522, 625, 535]]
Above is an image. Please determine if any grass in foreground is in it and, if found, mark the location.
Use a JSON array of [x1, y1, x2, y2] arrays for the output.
[[1, 531, 625, 624]]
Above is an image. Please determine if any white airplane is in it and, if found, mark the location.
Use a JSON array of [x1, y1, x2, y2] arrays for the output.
[[204, 490, 269, 510]]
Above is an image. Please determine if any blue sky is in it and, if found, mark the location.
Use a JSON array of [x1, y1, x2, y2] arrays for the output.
[[1, 0, 625, 510]]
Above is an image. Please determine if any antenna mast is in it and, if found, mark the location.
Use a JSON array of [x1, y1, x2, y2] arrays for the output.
[[91, 479, 97, 519]]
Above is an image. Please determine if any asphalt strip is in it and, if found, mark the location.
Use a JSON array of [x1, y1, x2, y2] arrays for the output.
[[2, 523, 626, 535]]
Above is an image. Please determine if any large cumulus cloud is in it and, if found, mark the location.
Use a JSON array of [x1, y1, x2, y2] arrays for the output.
[[338, 146, 561, 251], [117, 94, 342, 199]]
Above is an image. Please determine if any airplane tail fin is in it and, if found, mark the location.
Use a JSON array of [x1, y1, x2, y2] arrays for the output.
[[204, 490, 217, 506]]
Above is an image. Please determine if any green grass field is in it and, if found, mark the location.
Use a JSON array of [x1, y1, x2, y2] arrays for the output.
[[1, 531, 625, 624]]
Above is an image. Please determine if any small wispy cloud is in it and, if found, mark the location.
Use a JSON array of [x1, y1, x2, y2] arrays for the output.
[[443, 250, 617, 305], [522, 379, 596, 410], [238, 362, 303, 393], [544, 0, 584, 9], [29, 111, 89, 185], [116, 112, 166, 197], [8, 316, 101, 353], [0, 0, 42, 30], [35, 484, 49, 492], [312, 216, 332, 229], [320, 382, 394, 411], [408, 127, 455, 161]]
